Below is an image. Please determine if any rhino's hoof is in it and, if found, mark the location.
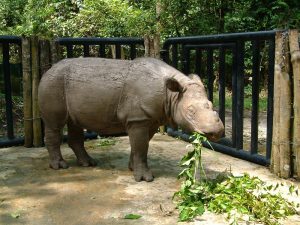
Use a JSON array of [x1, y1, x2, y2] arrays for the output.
[[77, 157, 97, 167], [49, 160, 69, 170], [134, 169, 154, 182]]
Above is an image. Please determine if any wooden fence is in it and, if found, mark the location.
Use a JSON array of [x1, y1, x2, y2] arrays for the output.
[[22, 37, 56, 147], [271, 30, 300, 178]]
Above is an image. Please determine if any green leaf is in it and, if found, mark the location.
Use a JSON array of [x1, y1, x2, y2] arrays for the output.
[[124, 214, 142, 220], [289, 185, 295, 194], [10, 212, 20, 218]]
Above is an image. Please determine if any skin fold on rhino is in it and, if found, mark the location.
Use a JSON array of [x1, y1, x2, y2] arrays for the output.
[[38, 57, 224, 182]]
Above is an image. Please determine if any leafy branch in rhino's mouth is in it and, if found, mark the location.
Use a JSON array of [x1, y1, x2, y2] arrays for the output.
[[174, 132, 299, 225]]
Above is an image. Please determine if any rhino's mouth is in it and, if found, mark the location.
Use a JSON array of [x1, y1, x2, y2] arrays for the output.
[[195, 128, 223, 142], [204, 132, 220, 142]]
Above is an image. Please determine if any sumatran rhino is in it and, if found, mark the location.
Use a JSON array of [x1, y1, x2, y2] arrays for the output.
[[38, 57, 224, 182]]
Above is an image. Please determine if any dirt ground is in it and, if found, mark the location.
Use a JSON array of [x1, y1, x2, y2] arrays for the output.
[[1, 134, 300, 225]]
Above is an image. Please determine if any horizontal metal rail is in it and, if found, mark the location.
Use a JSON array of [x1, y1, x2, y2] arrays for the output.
[[167, 128, 269, 166], [163, 30, 279, 49], [0, 35, 22, 43], [57, 37, 144, 45]]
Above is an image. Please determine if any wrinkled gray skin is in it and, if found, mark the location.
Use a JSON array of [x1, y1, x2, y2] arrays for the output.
[[38, 57, 224, 182]]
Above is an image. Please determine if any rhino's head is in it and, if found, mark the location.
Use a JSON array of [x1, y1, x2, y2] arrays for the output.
[[166, 74, 224, 141]]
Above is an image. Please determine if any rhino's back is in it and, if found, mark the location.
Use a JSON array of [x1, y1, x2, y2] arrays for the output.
[[62, 58, 131, 130]]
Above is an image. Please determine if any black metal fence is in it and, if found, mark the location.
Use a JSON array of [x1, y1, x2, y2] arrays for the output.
[[162, 31, 276, 166], [0, 32, 277, 167], [56, 37, 144, 59], [0, 36, 23, 147]]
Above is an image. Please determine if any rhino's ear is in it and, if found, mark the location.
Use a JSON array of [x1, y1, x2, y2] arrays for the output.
[[188, 74, 204, 85], [188, 73, 202, 83], [165, 78, 184, 92]]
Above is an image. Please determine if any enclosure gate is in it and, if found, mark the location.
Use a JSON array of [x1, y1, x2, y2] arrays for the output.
[[162, 31, 276, 166]]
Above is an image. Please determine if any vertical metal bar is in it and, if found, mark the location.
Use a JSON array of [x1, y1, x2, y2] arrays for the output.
[[183, 46, 190, 74], [207, 49, 214, 102], [218, 47, 226, 128], [232, 46, 237, 148], [83, 44, 89, 57], [236, 40, 245, 150], [2, 42, 14, 139], [172, 44, 178, 69], [266, 38, 275, 160], [180, 45, 186, 72], [195, 49, 202, 78], [99, 44, 105, 57], [130, 44, 136, 59], [161, 48, 169, 64], [66, 44, 73, 58], [251, 40, 261, 155], [115, 44, 121, 59]]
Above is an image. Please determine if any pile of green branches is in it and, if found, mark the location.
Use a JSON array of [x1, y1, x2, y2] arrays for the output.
[[174, 133, 299, 225]]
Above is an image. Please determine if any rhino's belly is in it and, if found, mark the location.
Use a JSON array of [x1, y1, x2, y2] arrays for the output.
[[65, 76, 124, 130]]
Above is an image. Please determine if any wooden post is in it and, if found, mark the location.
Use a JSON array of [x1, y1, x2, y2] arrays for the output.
[[272, 31, 292, 178], [279, 31, 292, 178], [289, 30, 300, 178], [50, 40, 60, 64], [144, 36, 150, 57], [271, 32, 282, 175], [31, 36, 43, 147], [22, 37, 33, 147], [40, 40, 51, 75]]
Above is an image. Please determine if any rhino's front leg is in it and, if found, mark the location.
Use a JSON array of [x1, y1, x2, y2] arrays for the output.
[[127, 122, 154, 182]]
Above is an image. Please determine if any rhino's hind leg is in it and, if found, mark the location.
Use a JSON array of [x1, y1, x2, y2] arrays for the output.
[[67, 119, 97, 167], [127, 122, 154, 182], [45, 126, 68, 169]]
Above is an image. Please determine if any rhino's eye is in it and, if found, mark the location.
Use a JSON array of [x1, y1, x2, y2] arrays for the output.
[[187, 105, 195, 113]]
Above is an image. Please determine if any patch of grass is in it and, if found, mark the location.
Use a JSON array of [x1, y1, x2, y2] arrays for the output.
[[174, 133, 299, 225], [96, 137, 117, 147], [213, 90, 268, 111]]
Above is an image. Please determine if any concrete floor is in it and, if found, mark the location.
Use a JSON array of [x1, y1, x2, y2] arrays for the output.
[[0, 134, 300, 225]]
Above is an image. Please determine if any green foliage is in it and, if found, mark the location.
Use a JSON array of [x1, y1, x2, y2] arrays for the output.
[[96, 137, 117, 147], [124, 213, 142, 219], [213, 90, 268, 111], [0, 0, 299, 38], [174, 132, 299, 224], [0, 0, 156, 37]]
